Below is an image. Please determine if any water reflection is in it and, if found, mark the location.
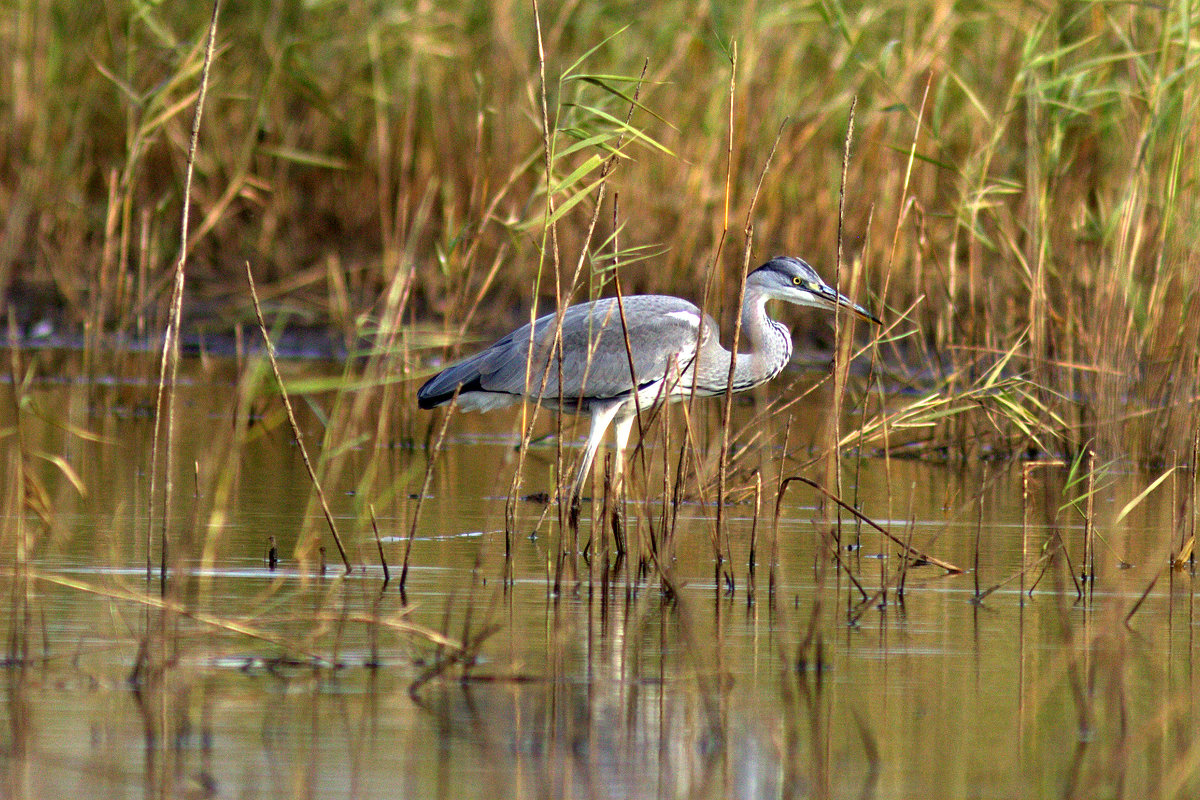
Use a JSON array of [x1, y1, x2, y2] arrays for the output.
[[0, 380, 1197, 798]]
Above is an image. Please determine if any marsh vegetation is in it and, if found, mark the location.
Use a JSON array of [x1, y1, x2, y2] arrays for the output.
[[2, 0, 1199, 797]]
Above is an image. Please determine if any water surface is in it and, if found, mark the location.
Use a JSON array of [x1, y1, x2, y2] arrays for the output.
[[1, 376, 1196, 799]]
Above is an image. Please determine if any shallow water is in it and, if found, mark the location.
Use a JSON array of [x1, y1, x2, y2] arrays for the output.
[[1, 375, 1197, 799]]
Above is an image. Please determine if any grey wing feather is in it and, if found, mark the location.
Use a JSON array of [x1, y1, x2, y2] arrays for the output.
[[546, 296, 707, 403], [418, 295, 707, 411]]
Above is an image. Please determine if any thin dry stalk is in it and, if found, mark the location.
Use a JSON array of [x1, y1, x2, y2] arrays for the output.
[[776, 476, 870, 609], [401, 389, 459, 597], [747, 470, 762, 606], [656, 394, 671, 556], [972, 471, 984, 601], [504, 0, 560, 537], [714, 118, 787, 572], [35, 569, 343, 664], [147, 0, 221, 590], [245, 261, 352, 572], [825, 97, 857, 551], [369, 504, 389, 590], [865, 69, 929, 604], [4, 314, 32, 666], [684, 43, 737, 567], [768, 417, 792, 600], [1022, 463, 1031, 600], [897, 481, 917, 601], [1084, 448, 1096, 587], [976, 550, 1056, 603], [1179, 429, 1200, 568], [598, 452, 613, 567], [792, 476, 962, 574], [582, 79, 650, 508]]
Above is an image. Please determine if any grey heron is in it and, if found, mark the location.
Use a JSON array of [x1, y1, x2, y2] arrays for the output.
[[418, 255, 880, 505]]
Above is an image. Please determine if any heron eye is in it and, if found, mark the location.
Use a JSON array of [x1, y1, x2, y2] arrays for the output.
[[792, 276, 803, 286]]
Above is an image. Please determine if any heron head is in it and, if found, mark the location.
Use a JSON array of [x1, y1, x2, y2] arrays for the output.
[[751, 256, 881, 325]]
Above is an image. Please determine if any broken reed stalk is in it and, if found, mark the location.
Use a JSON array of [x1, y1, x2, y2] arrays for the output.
[[975, 550, 1057, 602], [1026, 527, 1084, 600], [850, 476, 978, 619], [244, 261, 352, 573], [792, 476, 963, 574], [1023, 460, 1074, 597], [147, 0, 221, 590]]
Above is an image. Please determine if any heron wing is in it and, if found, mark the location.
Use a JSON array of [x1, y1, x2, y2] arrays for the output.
[[544, 296, 707, 403], [423, 295, 708, 409]]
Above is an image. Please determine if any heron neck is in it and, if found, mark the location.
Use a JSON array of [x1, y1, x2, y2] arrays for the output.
[[726, 293, 792, 390]]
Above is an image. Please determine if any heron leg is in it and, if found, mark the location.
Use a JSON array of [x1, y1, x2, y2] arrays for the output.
[[611, 413, 636, 494], [571, 401, 623, 509]]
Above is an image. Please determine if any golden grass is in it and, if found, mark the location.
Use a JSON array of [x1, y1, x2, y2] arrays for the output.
[[1, 1, 1194, 458]]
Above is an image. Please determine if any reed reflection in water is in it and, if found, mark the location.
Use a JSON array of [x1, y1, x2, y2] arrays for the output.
[[0, 381, 1197, 799]]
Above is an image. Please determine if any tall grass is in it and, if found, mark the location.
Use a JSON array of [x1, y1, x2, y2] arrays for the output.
[[4, 1, 1196, 466]]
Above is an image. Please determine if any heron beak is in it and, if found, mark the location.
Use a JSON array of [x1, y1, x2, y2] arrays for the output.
[[818, 284, 882, 326]]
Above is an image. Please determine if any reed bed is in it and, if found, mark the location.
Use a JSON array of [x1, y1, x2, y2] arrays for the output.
[[3, 0, 1197, 464]]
